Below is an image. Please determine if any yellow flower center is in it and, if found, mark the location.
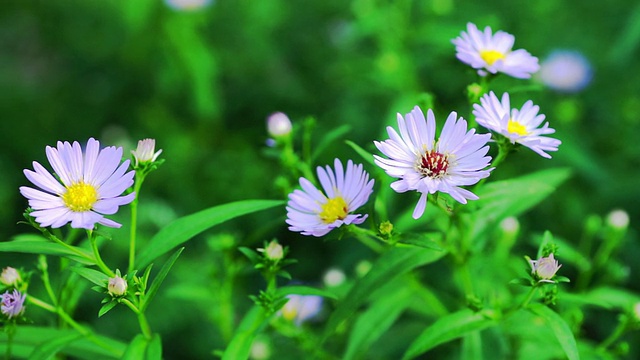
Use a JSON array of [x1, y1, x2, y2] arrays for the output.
[[62, 182, 98, 212], [480, 50, 505, 66], [507, 119, 528, 136], [319, 196, 348, 224], [282, 305, 298, 321]]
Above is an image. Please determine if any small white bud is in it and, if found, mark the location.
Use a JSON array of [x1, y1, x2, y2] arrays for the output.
[[108, 275, 128, 297], [266, 112, 292, 137], [0, 267, 21, 287]]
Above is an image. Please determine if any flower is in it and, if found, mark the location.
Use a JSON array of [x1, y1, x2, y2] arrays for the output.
[[1, 289, 26, 319], [286, 159, 374, 237], [633, 302, 640, 322], [452, 23, 540, 79], [606, 209, 629, 229], [131, 139, 162, 167], [0, 267, 21, 287], [108, 275, 128, 297], [281, 294, 323, 326], [539, 50, 592, 93], [20, 138, 136, 229], [374, 106, 492, 219], [266, 112, 292, 138], [529, 253, 562, 283], [259, 240, 284, 262], [323, 268, 346, 287], [473, 92, 561, 158]]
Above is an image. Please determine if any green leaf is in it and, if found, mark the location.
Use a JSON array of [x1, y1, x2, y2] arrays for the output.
[[70, 267, 110, 288], [345, 140, 376, 167], [344, 282, 414, 360], [27, 333, 82, 360], [121, 334, 148, 360], [145, 335, 162, 360], [136, 199, 283, 268], [396, 232, 444, 251], [276, 285, 338, 300], [470, 168, 571, 243], [99, 301, 118, 318], [140, 248, 184, 312], [0, 234, 95, 265], [312, 124, 351, 160], [402, 309, 496, 360], [528, 304, 579, 360], [322, 246, 446, 341], [222, 305, 271, 360], [238, 247, 260, 264]]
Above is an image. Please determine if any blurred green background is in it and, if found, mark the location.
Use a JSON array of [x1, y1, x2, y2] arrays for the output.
[[1, 0, 639, 358]]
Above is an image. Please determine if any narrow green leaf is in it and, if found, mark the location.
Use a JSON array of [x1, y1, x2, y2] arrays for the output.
[[396, 232, 444, 251], [403, 309, 495, 360], [136, 200, 283, 268], [140, 248, 184, 312], [27, 333, 82, 360], [312, 124, 351, 160], [345, 140, 376, 167], [323, 246, 446, 341], [222, 305, 271, 360], [528, 304, 579, 360], [344, 282, 414, 360], [121, 334, 148, 360], [70, 267, 110, 288], [145, 334, 162, 360], [99, 301, 118, 318], [0, 234, 95, 265], [276, 285, 338, 300]]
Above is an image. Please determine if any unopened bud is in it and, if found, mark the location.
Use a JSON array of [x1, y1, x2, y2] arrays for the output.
[[131, 138, 163, 167], [108, 275, 128, 297], [267, 112, 292, 137], [0, 267, 21, 287]]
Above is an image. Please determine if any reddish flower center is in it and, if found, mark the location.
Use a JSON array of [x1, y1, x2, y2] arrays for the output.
[[418, 150, 449, 179]]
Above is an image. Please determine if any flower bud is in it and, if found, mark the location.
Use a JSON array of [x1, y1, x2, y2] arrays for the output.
[[131, 139, 163, 167], [0, 267, 21, 287], [606, 209, 629, 230], [1, 289, 26, 319], [260, 240, 284, 262], [529, 253, 562, 283], [323, 268, 346, 287], [266, 112, 292, 138], [108, 275, 128, 297]]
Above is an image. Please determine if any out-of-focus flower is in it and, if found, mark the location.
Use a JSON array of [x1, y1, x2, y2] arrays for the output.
[[165, 0, 213, 11], [286, 159, 374, 237], [633, 302, 640, 322], [267, 112, 292, 138], [0, 267, 21, 287], [249, 337, 272, 360], [259, 240, 284, 262], [529, 253, 562, 283], [452, 23, 540, 79], [473, 92, 561, 158], [606, 209, 629, 230], [20, 138, 136, 229], [108, 275, 128, 297], [281, 294, 323, 326], [1, 289, 26, 319], [539, 50, 592, 93], [500, 217, 520, 234], [323, 268, 346, 287], [131, 139, 162, 168], [374, 106, 492, 219]]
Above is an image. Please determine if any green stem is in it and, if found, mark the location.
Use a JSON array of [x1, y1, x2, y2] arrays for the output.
[[519, 286, 538, 309], [598, 315, 628, 351], [27, 296, 122, 356], [120, 298, 153, 340], [88, 231, 115, 277], [129, 173, 145, 274], [44, 231, 96, 264], [39, 256, 58, 307], [349, 227, 386, 253], [5, 325, 14, 360]]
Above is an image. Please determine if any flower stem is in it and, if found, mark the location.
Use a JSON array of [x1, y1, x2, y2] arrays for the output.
[[120, 298, 153, 340], [44, 230, 95, 264], [519, 286, 538, 309], [349, 227, 385, 253], [128, 172, 145, 274], [598, 315, 629, 351], [88, 231, 115, 277]]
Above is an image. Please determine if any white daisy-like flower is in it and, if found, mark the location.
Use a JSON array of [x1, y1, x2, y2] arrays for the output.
[[539, 50, 592, 93], [20, 138, 136, 229], [452, 23, 540, 79], [472, 91, 561, 158], [374, 106, 493, 219], [286, 159, 374, 237]]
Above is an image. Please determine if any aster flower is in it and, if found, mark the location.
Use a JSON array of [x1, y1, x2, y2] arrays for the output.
[[1, 289, 26, 319], [539, 50, 592, 93], [374, 106, 492, 219], [20, 138, 136, 229], [528, 253, 562, 283], [286, 159, 374, 237], [452, 23, 540, 79], [472, 91, 561, 158], [281, 294, 323, 326]]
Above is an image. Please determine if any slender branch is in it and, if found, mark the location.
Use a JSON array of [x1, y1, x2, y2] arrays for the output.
[[88, 231, 115, 277], [129, 172, 145, 273]]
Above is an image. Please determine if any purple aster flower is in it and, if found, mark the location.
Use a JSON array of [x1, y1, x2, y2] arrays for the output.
[[452, 23, 540, 79], [472, 91, 561, 158], [286, 159, 374, 237], [20, 138, 136, 229], [281, 294, 323, 326], [1, 289, 26, 319], [539, 50, 592, 93], [374, 106, 493, 219]]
